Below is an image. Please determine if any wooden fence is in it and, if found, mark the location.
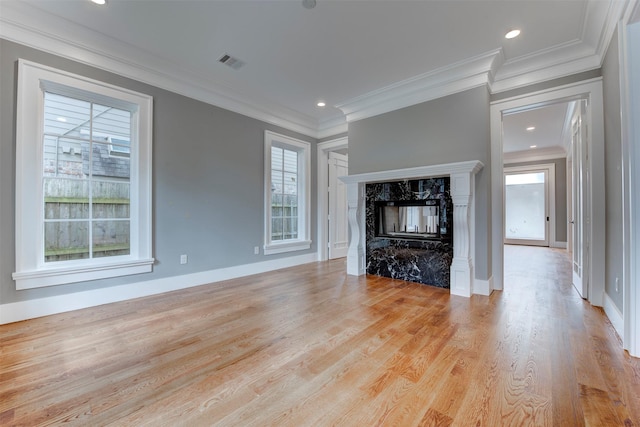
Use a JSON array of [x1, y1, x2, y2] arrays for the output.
[[43, 178, 130, 262]]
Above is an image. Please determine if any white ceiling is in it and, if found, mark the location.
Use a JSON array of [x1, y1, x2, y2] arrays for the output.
[[0, 0, 625, 143], [503, 102, 572, 156]]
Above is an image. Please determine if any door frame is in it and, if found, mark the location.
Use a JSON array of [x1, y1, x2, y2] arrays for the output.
[[503, 164, 555, 247], [328, 151, 349, 259], [619, 2, 640, 357], [490, 78, 605, 309], [317, 136, 348, 261]]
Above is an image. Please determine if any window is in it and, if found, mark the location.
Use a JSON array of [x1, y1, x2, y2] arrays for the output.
[[264, 131, 311, 255], [13, 60, 153, 289]]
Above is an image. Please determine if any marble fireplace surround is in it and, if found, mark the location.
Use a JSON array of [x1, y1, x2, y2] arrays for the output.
[[340, 160, 484, 297]]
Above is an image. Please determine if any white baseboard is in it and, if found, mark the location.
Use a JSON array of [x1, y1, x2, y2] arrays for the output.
[[603, 292, 624, 340], [0, 253, 318, 325], [473, 275, 494, 296]]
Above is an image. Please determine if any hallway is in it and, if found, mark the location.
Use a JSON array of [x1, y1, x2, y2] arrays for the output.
[[501, 244, 639, 425]]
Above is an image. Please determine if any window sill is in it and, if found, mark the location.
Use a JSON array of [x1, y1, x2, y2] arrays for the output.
[[13, 258, 155, 290], [264, 240, 312, 255]]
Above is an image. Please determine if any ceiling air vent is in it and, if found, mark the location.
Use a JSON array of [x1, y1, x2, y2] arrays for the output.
[[218, 53, 245, 70]]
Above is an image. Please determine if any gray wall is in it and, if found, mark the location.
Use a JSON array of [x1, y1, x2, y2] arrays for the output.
[[0, 39, 317, 305], [348, 86, 492, 280], [504, 158, 567, 243], [602, 28, 624, 311]]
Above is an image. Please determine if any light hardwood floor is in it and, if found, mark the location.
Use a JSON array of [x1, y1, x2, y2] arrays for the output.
[[1, 245, 639, 426]]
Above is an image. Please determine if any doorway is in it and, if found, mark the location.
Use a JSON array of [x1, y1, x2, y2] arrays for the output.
[[504, 166, 551, 247], [328, 151, 348, 259], [490, 79, 605, 309], [317, 137, 349, 261]]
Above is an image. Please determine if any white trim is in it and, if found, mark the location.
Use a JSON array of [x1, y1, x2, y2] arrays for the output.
[[551, 242, 568, 249], [339, 161, 484, 185], [473, 276, 494, 296], [340, 160, 484, 297], [264, 131, 312, 256], [503, 147, 567, 164], [0, 253, 318, 325], [316, 137, 349, 261], [604, 292, 624, 340], [13, 259, 154, 290], [13, 59, 153, 289], [490, 78, 605, 305], [317, 119, 348, 140], [0, 2, 322, 138], [619, 0, 640, 357], [336, 49, 502, 123], [264, 240, 312, 256], [0, 0, 627, 139]]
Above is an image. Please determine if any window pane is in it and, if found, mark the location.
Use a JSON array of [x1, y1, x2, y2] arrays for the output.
[[43, 137, 87, 178], [505, 173, 546, 240], [89, 141, 131, 179], [271, 146, 283, 170], [284, 193, 298, 208], [284, 171, 297, 190], [92, 104, 131, 140], [283, 149, 297, 173], [44, 178, 89, 219], [272, 192, 282, 209], [43, 92, 91, 138], [109, 137, 130, 157], [271, 218, 283, 241], [271, 170, 283, 194], [44, 221, 90, 262], [92, 181, 130, 219], [93, 220, 130, 257]]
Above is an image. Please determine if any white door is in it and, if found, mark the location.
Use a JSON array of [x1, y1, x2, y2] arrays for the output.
[[571, 102, 589, 298], [504, 168, 550, 247], [328, 152, 348, 259]]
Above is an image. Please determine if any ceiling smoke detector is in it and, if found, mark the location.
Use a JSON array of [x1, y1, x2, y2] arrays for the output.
[[218, 53, 245, 70], [302, 0, 316, 9]]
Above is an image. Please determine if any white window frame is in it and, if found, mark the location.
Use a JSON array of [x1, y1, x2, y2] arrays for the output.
[[12, 59, 154, 290], [264, 131, 311, 255]]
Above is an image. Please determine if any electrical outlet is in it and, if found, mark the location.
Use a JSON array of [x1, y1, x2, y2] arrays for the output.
[[180, 254, 188, 264], [615, 277, 619, 293], [254, 246, 260, 255]]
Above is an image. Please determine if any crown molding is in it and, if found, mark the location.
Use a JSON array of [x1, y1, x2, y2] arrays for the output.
[[0, 1, 322, 138], [503, 147, 567, 164], [317, 116, 348, 140], [491, 0, 626, 93], [335, 49, 502, 123], [0, 0, 628, 139], [588, 0, 629, 61]]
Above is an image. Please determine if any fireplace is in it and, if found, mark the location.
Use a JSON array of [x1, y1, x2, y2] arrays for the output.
[[339, 160, 484, 297], [376, 200, 441, 239], [366, 177, 453, 288]]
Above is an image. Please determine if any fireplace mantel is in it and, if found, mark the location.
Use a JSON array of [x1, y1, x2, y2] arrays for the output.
[[340, 160, 484, 297]]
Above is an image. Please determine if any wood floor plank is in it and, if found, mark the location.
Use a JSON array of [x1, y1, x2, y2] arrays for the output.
[[1, 245, 639, 426]]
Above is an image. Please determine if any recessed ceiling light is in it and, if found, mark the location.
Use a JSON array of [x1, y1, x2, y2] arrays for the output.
[[91, 0, 106, 4], [526, 126, 536, 131], [317, 101, 326, 107], [56, 117, 67, 122], [505, 29, 521, 39], [530, 145, 537, 149]]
